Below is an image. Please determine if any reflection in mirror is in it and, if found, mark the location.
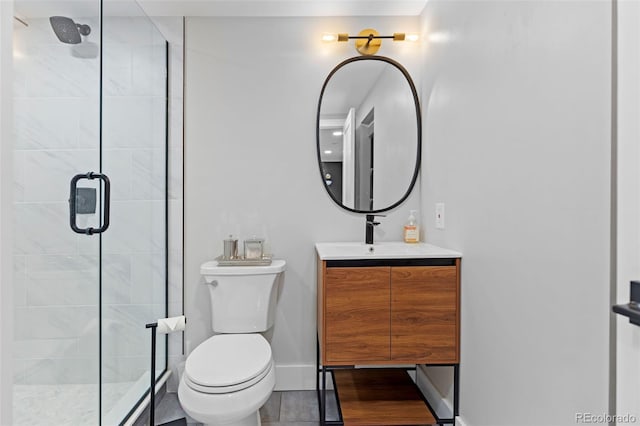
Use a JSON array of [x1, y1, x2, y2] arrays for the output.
[[317, 57, 421, 213]]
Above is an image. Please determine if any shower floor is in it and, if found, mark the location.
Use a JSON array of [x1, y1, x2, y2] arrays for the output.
[[14, 382, 133, 426]]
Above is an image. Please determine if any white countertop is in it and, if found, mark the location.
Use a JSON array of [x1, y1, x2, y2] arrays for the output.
[[315, 242, 462, 260]]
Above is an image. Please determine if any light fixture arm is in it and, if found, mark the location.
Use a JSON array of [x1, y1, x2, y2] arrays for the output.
[[323, 29, 414, 55], [347, 35, 399, 40]]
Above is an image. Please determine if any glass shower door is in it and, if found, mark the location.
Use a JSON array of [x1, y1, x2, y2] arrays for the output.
[[12, 0, 168, 424], [100, 2, 168, 423], [12, 2, 102, 425]]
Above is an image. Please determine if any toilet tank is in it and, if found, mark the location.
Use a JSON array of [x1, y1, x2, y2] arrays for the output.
[[200, 260, 286, 333]]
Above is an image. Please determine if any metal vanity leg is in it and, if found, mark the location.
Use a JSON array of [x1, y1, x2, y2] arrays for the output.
[[316, 333, 327, 425], [321, 366, 327, 425], [316, 336, 320, 406], [454, 364, 460, 423]]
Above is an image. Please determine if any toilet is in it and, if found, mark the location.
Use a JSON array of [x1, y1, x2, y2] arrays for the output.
[[178, 259, 286, 426]]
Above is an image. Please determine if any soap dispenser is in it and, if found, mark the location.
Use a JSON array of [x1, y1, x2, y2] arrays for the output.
[[404, 210, 420, 243]]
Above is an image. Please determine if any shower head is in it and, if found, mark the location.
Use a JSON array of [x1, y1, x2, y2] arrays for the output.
[[49, 16, 91, 45]]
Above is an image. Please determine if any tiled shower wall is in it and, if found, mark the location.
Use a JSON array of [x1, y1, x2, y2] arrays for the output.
[[13, 16, 102, 386], [12, 16, 175, 388]]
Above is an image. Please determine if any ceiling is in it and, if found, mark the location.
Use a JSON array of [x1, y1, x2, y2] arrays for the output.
[[15, 0, 428, 18], [137, 0, 428, 17], [15, 0, 147, 19]]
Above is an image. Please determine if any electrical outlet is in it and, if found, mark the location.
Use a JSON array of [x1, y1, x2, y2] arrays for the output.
[[436, 203, 445, 229]]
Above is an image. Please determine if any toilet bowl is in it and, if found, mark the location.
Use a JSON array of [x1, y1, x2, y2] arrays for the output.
[[178, 334, 275, 426], [178, 259, 286, 426]]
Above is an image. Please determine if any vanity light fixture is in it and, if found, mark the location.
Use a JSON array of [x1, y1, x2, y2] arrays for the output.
[[322, 28, 418, 55]]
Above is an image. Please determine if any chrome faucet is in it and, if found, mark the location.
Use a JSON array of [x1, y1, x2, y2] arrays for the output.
[[365, 214, 385, 244]]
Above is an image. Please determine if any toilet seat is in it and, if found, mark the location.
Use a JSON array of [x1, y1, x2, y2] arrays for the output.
[[184, 334, 272, 394]]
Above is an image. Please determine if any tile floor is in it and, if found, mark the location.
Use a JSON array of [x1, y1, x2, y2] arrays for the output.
[[154, 390, 339, 426], [13, 382, 133, 426]]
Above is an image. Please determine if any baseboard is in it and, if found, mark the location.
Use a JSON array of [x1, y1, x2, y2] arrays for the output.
[[455, 416, 469, 426], [415, 365, 453, 419], [274, 364, 316, 390]]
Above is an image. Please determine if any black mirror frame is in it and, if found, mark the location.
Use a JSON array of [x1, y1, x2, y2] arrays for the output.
[[316, 55, 422, 214]]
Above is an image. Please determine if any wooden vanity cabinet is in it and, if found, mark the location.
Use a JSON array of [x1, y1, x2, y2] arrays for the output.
[[316, 251, 461, 426], [318, 259, 460, 366]]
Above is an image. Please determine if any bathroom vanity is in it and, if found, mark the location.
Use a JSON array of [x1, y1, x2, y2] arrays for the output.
[[315, 242, 462, 426]]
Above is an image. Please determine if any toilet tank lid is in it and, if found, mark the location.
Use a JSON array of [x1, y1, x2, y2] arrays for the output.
[[185, 334, 272, 387], [201, 259, 286, 276]]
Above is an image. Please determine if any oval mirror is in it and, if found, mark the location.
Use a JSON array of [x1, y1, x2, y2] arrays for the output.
[[316, 56, 421, 213]]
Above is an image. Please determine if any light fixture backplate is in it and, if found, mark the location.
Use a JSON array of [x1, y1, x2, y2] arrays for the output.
[[355, 28, 381, 55]]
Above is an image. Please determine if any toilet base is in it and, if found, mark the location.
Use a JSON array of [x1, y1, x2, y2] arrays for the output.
[[204, 411, 260, 426]]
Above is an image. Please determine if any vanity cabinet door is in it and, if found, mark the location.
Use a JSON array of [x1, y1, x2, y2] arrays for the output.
[[391, 266, 458, 363], [325, 267, 391, 363]]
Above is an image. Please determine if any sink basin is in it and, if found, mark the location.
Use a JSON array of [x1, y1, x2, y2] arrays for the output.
[[315, 242, 462, 260]]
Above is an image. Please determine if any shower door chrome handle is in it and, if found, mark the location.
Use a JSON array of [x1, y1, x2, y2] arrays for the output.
[[69, 172, 110, 235]]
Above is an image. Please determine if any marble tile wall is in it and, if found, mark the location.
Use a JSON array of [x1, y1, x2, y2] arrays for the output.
[[12, 15, 173, 392], [13, 16, 101, 387]]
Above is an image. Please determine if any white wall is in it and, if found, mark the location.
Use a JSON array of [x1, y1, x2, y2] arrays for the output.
[[184, 16, 422, 389], [0, 3, 14, 424], [615, 0, 640, 420], [419, 1, 611, 425]]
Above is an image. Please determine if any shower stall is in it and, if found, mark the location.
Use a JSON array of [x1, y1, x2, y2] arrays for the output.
[[12, 0, 172, 423]]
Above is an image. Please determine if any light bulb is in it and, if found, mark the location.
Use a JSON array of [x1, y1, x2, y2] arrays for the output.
[[322, 33, 349, 42], [406, 33, 419, 42], [322, 33, 338, 42]]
